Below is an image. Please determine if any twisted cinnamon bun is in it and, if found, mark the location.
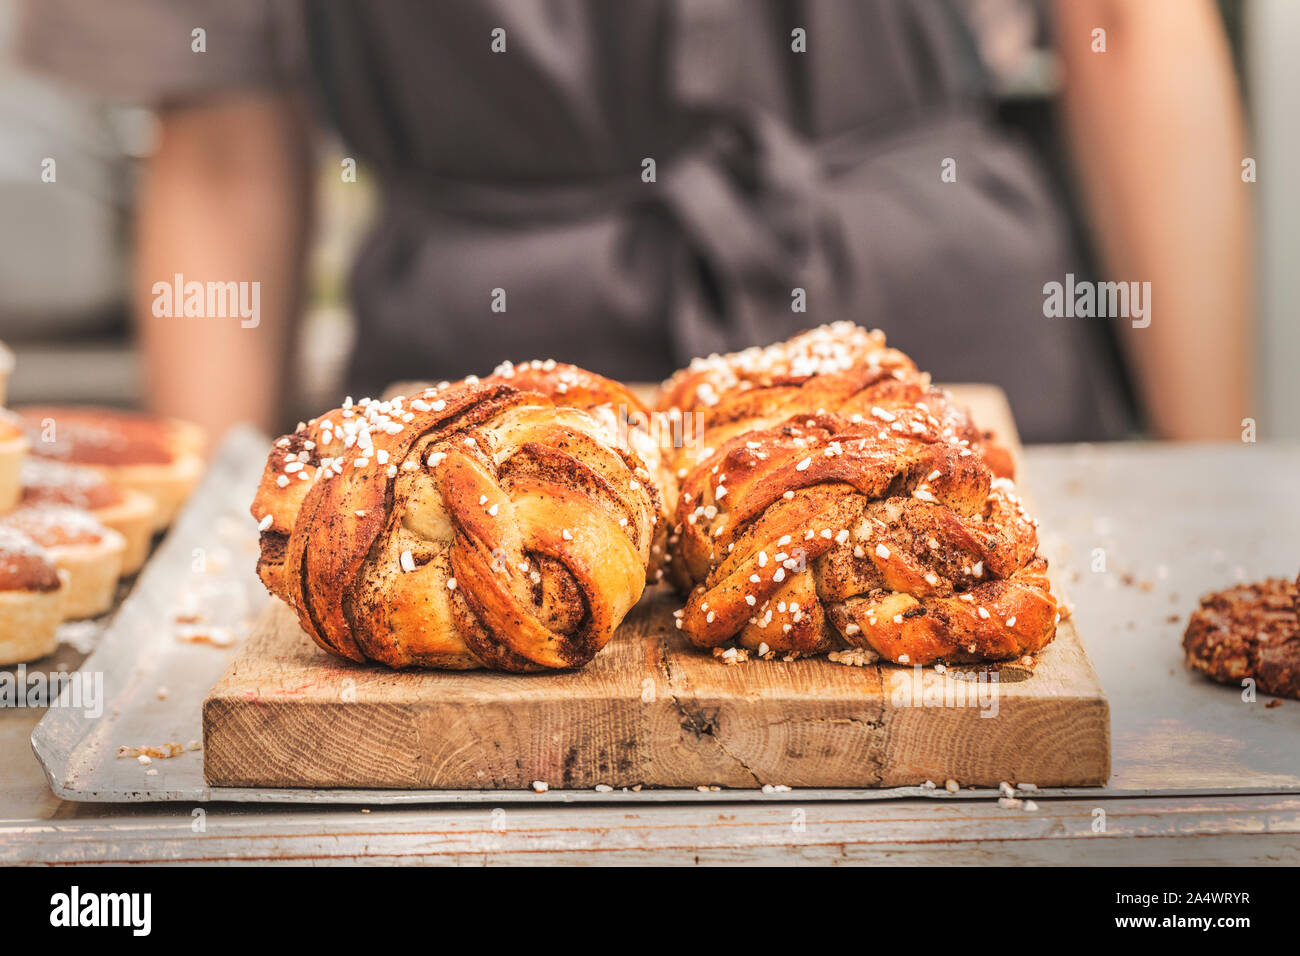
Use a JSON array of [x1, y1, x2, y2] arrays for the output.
[[252, 375, 661, 671], [660, 323, 1056, 665]]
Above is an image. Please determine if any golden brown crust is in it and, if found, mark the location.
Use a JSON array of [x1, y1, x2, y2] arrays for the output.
[[670, 412, 1056, 664], [251, 377, 661, 671], [484, 360, 650, 420], [661, 323, 1054, 665], [484, 360, 675, 583], [1183, 577, 1300, 700]]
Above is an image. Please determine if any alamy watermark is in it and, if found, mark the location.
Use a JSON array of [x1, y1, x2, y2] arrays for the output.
[[889, 665, 999, 718], [1043, 273, 1150, 328], [0, 665, 103, 718], [628, 406, 707, 454], [151, 273, 260, 328], [50, 886, 151, 936]]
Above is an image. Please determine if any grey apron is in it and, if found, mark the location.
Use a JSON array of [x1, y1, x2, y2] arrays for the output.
[[306, 0, 1130, 441]]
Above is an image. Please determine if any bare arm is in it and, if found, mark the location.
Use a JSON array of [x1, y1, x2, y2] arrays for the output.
[[1054, 0, 1252, 439], [136, 92, 312, 441]]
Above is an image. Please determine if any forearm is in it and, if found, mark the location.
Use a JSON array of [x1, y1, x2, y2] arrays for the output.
[[1055, 0, 1252, 439], [136, 92, 312, 441]]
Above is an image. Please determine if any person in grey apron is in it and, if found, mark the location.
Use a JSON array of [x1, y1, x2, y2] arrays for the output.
[[19, 1, 1248, 444]]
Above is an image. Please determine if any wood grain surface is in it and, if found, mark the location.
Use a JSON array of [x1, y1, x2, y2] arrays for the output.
[[203, 385, 1110, 791]]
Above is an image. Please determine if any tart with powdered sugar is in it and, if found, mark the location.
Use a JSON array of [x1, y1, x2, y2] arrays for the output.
[[18, 406, 204, 530], [0, 505, 125, 619], [20, 458, 156, 573], [0, 525, 67, 665]]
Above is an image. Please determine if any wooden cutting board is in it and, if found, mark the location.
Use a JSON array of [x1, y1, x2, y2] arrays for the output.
[[203, 386, 1109, 790]]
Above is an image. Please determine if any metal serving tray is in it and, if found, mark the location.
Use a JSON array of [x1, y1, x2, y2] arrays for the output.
[[31, 431, 1300, 804]]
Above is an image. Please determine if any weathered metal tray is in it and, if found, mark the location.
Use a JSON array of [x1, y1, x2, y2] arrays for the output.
[[30, 431, 1300, 804]]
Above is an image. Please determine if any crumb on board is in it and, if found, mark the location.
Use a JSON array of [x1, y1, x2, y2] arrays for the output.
[[944, 778, 960, 793], [828, 647, 880, 667], [712, 646, 749, 665], [531, 780, 548, 793]]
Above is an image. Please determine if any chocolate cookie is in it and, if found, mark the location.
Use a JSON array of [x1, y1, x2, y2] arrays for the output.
[[1183, 577, 1300, 700]]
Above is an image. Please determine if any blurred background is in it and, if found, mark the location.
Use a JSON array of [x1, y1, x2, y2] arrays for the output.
[[0, 0, 1293, 442]]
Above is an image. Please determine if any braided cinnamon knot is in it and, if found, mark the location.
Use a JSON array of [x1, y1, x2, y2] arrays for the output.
[[669, 409, 1057, 666], [251, 377, 661, 671], [657, 321, 1015, 485]]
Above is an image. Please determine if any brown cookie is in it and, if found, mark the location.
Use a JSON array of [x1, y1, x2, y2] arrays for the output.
[[1183, 577, 1300, 700]]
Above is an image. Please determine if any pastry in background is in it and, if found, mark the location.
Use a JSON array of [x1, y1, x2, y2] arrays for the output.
[[18, 406, 204, 530], [0, 410, 28, 512], [1183, 577, 1300, 701], [0, 526, 67, 664], [252, 375, 661, 671], [0, 506, 126, 619], [20, 458, 157, 574]]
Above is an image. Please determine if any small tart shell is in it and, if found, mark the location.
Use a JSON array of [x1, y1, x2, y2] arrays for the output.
[[0, 569, 68, 665], [90, 487, 156, 574], [102, 451, 203, 531], [45, 529, 127, 619], [0, 509, 127, 620]]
